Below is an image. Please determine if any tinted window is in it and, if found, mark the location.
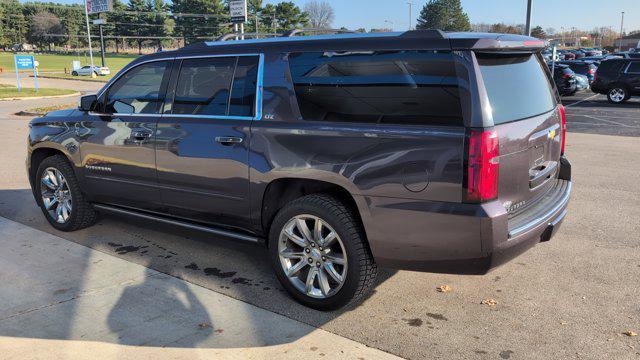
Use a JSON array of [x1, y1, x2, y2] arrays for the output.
[[626, 62, 640, 73], [477, 53, 556, 125], [288, 51, 465, 126], [229, 56, 259, 117], [173, 57, 235, 116], [106, 60, 171, 114]]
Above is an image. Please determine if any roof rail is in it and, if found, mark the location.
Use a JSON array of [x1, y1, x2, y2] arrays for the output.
[[283, 28, 357, 37], [216, 32, 281, 41], [399, 29, 447, 39]]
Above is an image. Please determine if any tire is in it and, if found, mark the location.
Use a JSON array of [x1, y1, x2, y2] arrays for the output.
[[268, 194, 377, 310], [35, 155, 97, 232], [71, 71, 78, 76], [607, 86, 628, 103]]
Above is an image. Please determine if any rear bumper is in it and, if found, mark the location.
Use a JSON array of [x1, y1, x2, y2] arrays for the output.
[[361, 158, 572, 275]]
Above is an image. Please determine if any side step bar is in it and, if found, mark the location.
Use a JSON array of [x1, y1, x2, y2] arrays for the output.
[[93, 204, 262, 244]]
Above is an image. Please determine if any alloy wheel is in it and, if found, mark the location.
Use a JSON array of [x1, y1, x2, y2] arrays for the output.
[[609, 88, 625, 102], [278, 214, 348, 299], [40, 167, 73, 224]]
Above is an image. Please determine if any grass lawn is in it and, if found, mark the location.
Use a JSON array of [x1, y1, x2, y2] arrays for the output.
[[0, 52, 138, 81], [22, 103, 76, 115], [40, 73, 111, 82], [0, 84, 77, 99]]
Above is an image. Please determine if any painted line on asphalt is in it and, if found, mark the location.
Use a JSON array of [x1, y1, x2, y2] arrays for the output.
[[565, 94, 600, 108], [581, 114, 639, 128]]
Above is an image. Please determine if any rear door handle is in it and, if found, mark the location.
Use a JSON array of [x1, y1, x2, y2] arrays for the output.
[[131, 129, 152, 142], [215, 136, 243, 146]]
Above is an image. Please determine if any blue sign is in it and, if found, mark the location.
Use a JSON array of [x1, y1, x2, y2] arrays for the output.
[[14, 55, 38, 92], [15, 55, 35, 69]]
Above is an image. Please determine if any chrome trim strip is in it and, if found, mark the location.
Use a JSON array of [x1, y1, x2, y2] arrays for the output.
[[93, 204, 261, 243], [205, 32, 402, 46], [92, 53, 264, 121], [508, 181, 572, 238]]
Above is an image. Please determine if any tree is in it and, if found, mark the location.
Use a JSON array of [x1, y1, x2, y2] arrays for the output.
[[304, 1, 334, 29], [530, 26, 546, 39], [274, 2, 309, 31], [416, 0, 470, 32], [171, 0, 226, 44], [489, 23, 521, 34], [28, 11, 63, 51], [0, 0, 27, 48]]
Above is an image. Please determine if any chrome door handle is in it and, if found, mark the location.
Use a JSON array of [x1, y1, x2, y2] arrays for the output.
[[215, 136, 243, 145]]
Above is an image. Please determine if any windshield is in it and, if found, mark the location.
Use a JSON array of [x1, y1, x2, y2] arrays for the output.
[[477, 52, 557, 125]]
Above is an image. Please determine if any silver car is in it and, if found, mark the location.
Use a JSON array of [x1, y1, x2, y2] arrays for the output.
[[71, 65, 110, 76]]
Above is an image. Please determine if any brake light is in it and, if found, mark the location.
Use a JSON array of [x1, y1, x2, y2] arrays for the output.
[[562, 73, 571, 79], [465, 129, 499, 203], [558, 104, 567, 154], [589, 68, 595, 74]]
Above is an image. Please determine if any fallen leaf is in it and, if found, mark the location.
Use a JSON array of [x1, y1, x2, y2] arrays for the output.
[[481, 298, 498, 306], [560, 321, 568, 325], [436, 285, 452, 293], [623, 331, 638, 337], [198, 323, 211, 329]]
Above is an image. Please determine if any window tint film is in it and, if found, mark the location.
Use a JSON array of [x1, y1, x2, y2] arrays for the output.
[[106, 60, 171, 114], [288, 51, 464, 126], [229, 56, 259, 117], [477, 53, 556, 124], [173, 57, 236, 116], [627, 61, 640, 73]]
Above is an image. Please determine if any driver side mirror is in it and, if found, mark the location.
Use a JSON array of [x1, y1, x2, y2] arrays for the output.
[[79, 94, 98, 112]]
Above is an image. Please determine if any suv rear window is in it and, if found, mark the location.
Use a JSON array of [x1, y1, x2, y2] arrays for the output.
[[477, 53, 556, 125], [288, 50, 465, 126]]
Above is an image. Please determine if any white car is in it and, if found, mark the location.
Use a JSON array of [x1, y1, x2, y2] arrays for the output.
[[71, 65, 110, 76]]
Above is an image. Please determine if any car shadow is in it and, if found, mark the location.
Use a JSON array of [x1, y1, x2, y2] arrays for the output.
[[0, 188, 397, 349]]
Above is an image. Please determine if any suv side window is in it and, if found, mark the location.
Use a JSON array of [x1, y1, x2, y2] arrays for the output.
[[172, 56, 260, 117], [626, 61, 640, 73], [105, 60, 172, 114], [288, 50, 465, 126]]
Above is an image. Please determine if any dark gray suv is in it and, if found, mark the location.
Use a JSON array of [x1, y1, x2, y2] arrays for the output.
[[27, 30, 572, 310]]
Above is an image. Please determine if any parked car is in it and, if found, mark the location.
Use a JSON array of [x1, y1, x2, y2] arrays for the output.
[[574, 74, 590, 91], [559, 60, 598, 82], [591, 58, 640, 103], [561, 51, 576, 60], [548, 63, 579, 95], [569, 49, 586, 59], [26, 31, 572, 310], [609, 52, 640, 59], [71, 65, 110, 76]]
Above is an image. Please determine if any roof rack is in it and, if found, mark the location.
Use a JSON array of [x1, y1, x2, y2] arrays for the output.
[[282, 28, 357, 37], [215, 32, 281, 41]]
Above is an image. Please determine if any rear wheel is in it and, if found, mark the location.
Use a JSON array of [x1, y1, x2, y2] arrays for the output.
[[71, 71, 78, 76], [607, 86, 628, 103], [269, 194, 377, 310], [35, 155, 97, 231]]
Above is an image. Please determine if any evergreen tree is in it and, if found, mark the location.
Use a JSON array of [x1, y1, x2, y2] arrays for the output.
[[171, 0, 226, 44], [0, 0, 27, 48], [274, 1, 309, 31], [416, 0, 470, 32], [530, 26, 547, 39]]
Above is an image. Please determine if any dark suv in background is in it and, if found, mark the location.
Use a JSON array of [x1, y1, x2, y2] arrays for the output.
[[27, 30, 572, 310], [591, 59, 640, 103]]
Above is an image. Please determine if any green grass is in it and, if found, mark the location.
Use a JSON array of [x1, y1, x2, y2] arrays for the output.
[[0, 84, 77, 99], [40, 73, 111, 82], [0, 52, 137, 79], [23, 103, 76, 115]]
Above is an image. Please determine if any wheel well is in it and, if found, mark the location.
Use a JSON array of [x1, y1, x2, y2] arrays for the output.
[[261, 178, 366, 244], [29, 148, 66, 185]]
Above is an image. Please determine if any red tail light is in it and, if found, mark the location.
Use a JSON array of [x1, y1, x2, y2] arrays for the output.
[[589, 68, 595, 74], [558, 104, 567, 154], [562, 73, 571, 79], [464, 129, 499, 203]]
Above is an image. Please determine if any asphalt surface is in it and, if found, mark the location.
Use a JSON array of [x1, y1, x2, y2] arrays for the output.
[[563, 91, 640, 137], [1, 82, 639, 359]]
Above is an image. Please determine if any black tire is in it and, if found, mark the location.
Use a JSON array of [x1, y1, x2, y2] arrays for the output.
[[607, 86, 628, 104], [268, 194, 377, 310], [35, 155, 97, 232], [71, 71, 78, 76]]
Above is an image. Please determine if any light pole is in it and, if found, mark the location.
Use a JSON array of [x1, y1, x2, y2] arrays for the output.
[[407, 2, 414, 30], [525, 0, 532, 36], [619, 11, 625, 51], [384, 20, 394, 31]]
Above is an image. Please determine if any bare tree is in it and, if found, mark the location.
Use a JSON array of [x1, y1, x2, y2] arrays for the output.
[[304, 1, 334, 29]]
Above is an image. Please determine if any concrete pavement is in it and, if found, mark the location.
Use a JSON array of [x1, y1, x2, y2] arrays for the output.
[[0, 216, 398, 360]]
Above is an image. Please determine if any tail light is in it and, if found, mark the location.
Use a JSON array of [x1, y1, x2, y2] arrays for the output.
[[464, 129, 499, 203], [589, 68, 595, 74], [558, 104, 567, 154], [562, 73, 571, 79]]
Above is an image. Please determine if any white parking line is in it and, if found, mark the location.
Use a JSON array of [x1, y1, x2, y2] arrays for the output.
[[581, 114, 639, 128], [565, 94, 600, 108]]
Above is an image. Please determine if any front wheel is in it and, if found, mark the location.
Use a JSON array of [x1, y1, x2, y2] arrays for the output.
[[607, 87, 628, 103], [269, 194, 377, 310], [71, 71, 78, 76]]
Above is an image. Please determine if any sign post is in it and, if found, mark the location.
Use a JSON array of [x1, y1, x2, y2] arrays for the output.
[[85, 0, 112, 77], [229, 0, 247, 40], [14, 55, 38, 93], [93, 18, 107, 67]]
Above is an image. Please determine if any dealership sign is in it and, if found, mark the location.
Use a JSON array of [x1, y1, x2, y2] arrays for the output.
[[13, 55, 39, 92], [86, 0, 113, 14], [229, 0, 247, 23]]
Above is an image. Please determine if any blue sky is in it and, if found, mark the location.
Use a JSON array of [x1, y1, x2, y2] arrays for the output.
[[50, 0, 639, 33]]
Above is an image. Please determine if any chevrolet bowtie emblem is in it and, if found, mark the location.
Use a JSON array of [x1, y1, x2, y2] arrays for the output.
[[548, 129, 556, 139]]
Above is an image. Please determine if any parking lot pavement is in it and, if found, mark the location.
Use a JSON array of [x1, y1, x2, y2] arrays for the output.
[[0, 216, 399, 360], [562, 91, 640, 137], [1, 102, 639, 359]]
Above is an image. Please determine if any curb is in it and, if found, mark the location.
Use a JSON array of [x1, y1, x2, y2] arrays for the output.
[[14, 111, 47, 117], [0, 92, 81, 102], [30, 75, 108, 83]]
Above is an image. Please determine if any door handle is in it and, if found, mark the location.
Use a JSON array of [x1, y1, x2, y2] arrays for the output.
[[131, 129, 152, 142], [215, 136, 243, 146]]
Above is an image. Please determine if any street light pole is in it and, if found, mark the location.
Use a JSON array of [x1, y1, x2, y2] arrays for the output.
[[525, 0, 532, 36], [407, 2, 414, 30], [619, 11, 625, 51]]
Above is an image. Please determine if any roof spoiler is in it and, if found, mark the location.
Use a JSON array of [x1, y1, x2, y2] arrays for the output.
[[399, 29, 447, 39], [450, 33, 548, 51]]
